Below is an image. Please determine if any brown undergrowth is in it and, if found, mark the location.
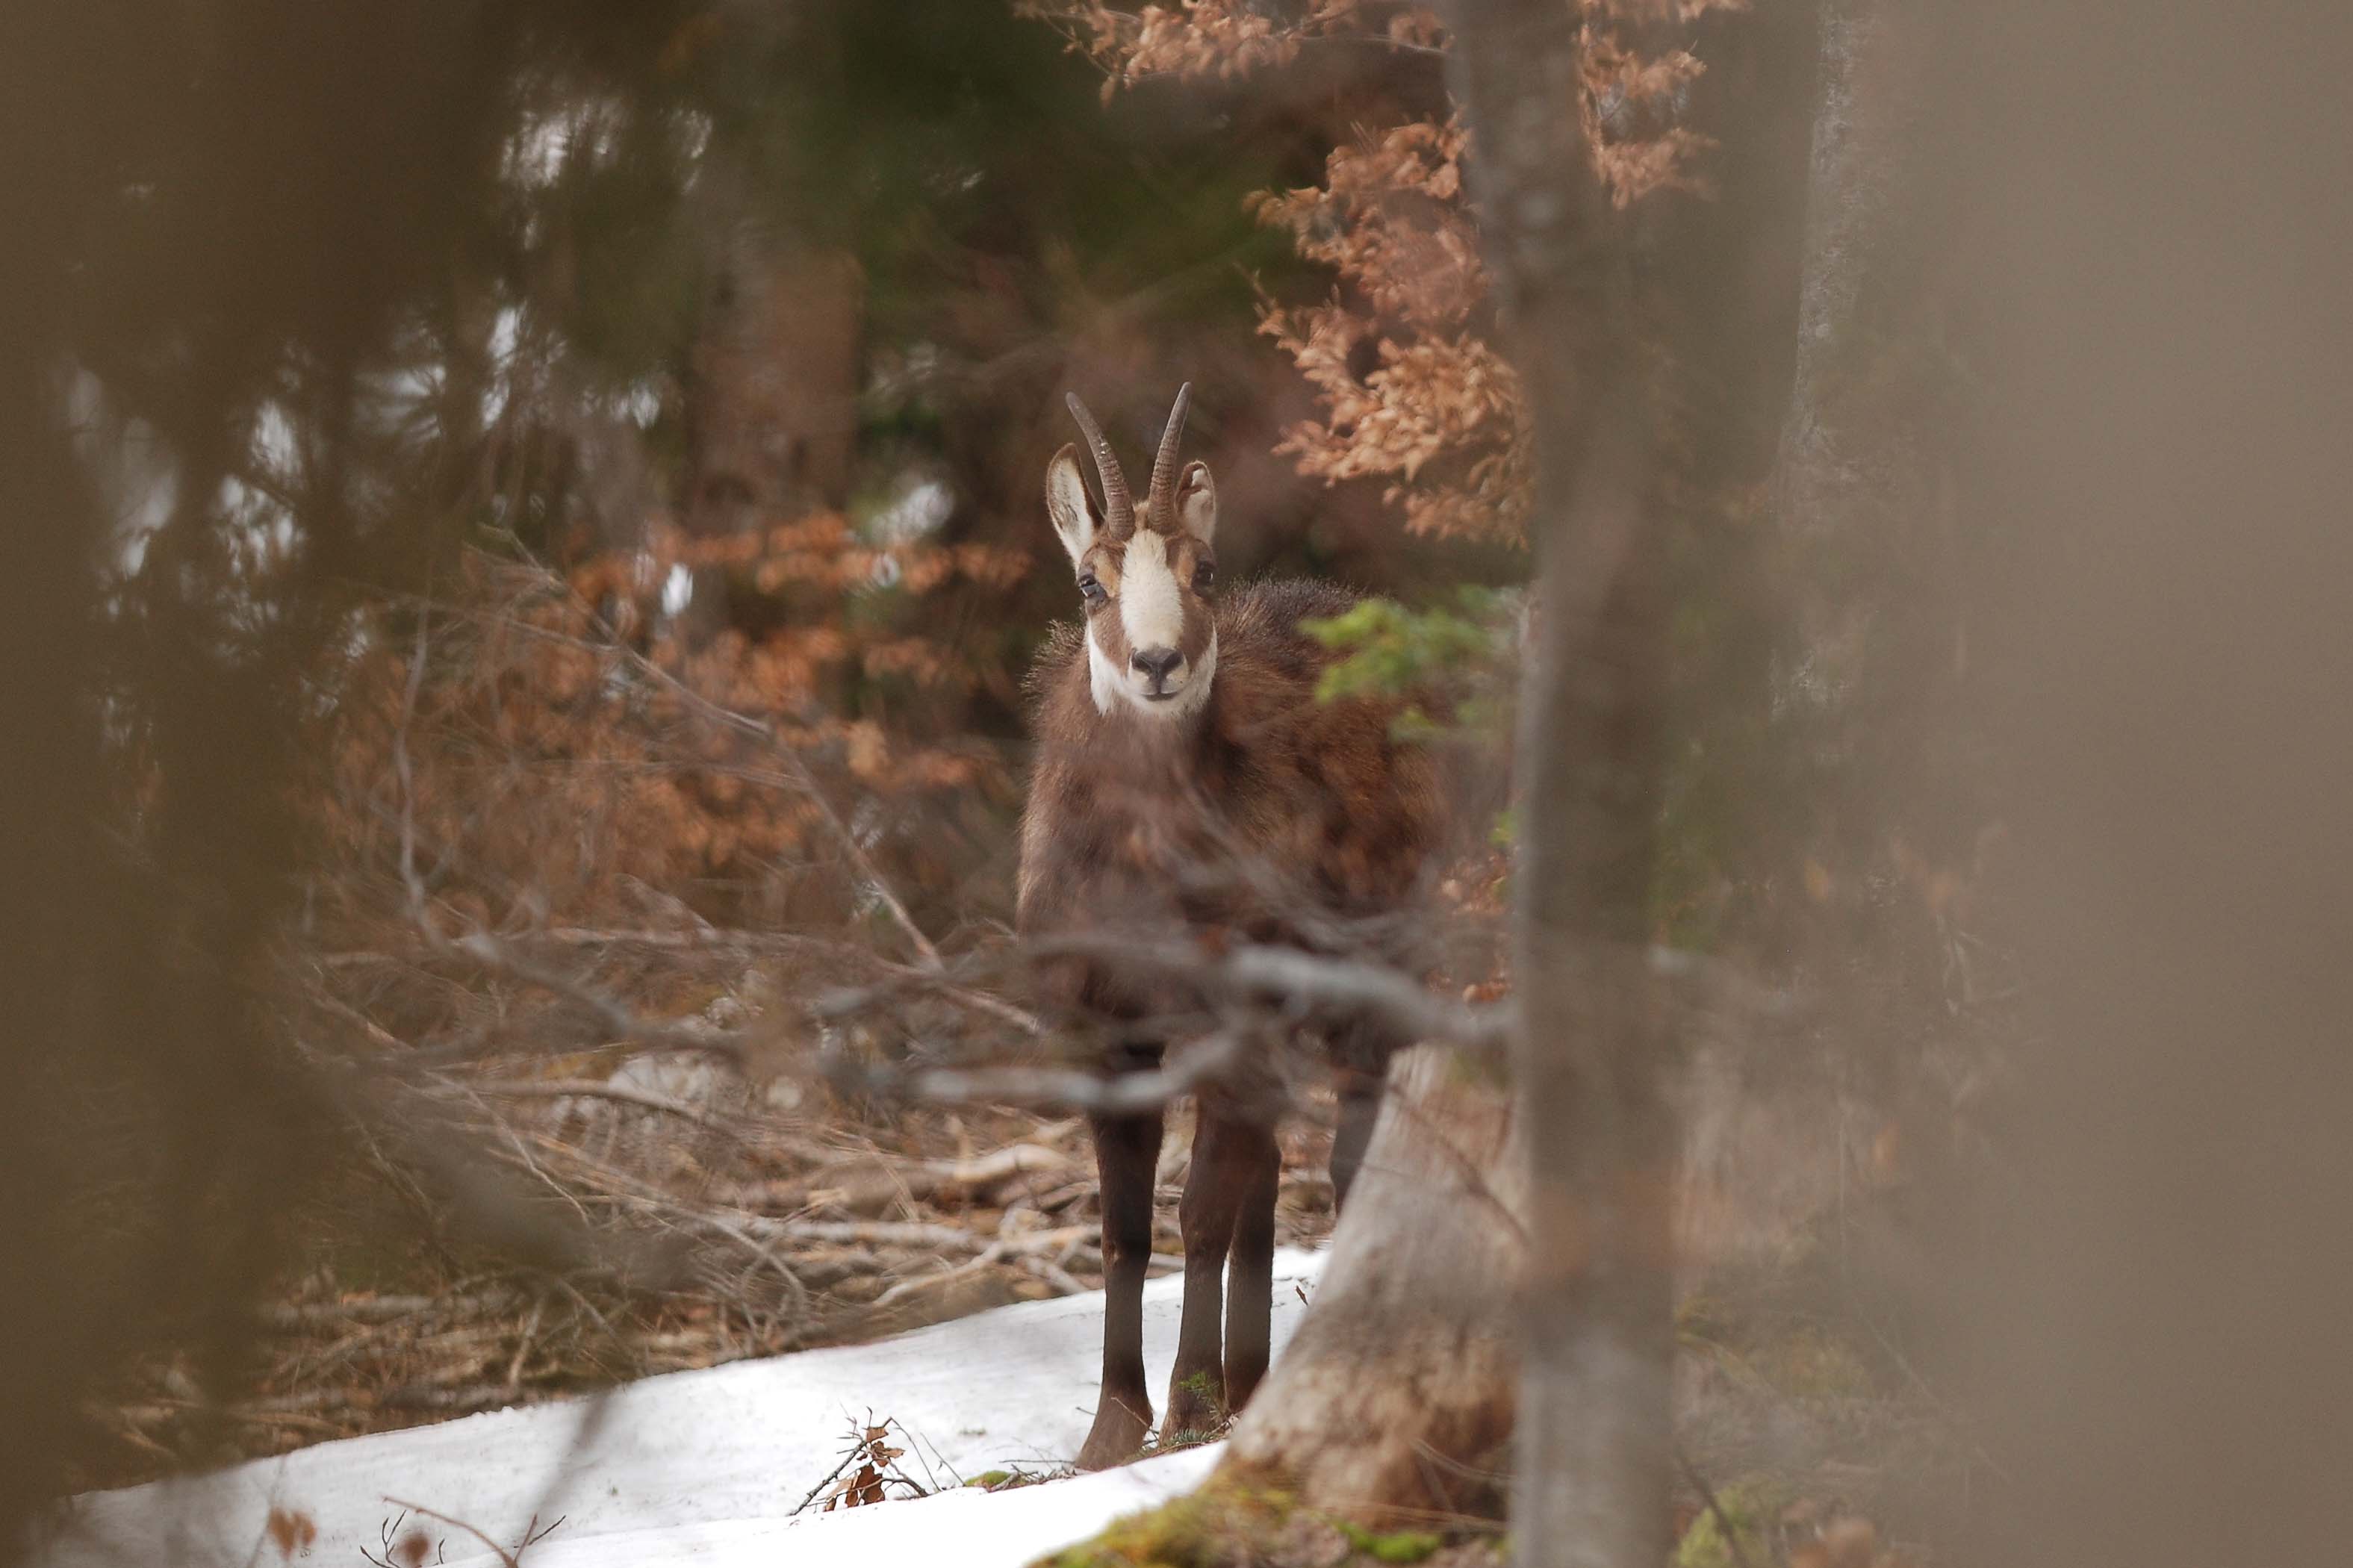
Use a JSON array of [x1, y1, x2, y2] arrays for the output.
[[76, 1051, 1346, 1491]]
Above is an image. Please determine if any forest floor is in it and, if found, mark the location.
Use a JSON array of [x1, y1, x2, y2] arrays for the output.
[[73, 1080, 1345, 1494], [45, 1216, 1974, 1568], [40, 1250, 1330, 1568], [66, 932, 1986, 1565]]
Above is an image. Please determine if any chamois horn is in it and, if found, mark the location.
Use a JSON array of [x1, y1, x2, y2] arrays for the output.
[[1064, 393, 1134, 538], [1146, 382, 1192, 529]]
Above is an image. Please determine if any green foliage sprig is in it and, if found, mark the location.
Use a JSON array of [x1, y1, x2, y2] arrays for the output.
[[1302, 585, 1518, 745]]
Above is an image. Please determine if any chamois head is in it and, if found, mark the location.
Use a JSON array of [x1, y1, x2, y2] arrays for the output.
[[1045, 384, 1219, 721]]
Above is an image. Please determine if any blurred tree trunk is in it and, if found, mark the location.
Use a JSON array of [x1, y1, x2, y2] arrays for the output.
[[683, 243, 862, 531], [677, 241, 863, 638], [1217, 4, 1673, 1554], [1925, 2, 2353, 1564], [1774, 0, 1937, 689], [1447, 1, 1672, 1567], [1222, 1049, 1521, 1516], [1777, 0, 1929, 545], [1773, 0, 1972, 889]]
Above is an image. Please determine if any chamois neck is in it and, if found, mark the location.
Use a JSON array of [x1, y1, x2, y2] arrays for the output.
[[1066, 660, 1219, 771], [1083, 623, 1219, 725], [1085, 687, 1215, 753]]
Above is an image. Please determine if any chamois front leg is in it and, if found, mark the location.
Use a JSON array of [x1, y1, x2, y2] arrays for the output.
[[1077, 1104, 1163, 1470], [1163, 1103, 1274, 1440]]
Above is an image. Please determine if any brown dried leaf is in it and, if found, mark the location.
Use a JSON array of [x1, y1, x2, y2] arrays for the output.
[[264, 1508, 317, 1559]]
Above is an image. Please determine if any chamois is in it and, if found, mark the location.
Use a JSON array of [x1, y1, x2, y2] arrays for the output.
[[1016, 385, 1446, 1469]]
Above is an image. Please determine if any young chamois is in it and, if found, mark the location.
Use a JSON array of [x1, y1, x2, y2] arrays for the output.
[[1017, 385, 1446, 1469]]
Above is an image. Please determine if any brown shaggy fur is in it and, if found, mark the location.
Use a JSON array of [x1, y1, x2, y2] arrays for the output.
[[1018, 577, 1444, 1001], [1016, 571, 1446, 1468]]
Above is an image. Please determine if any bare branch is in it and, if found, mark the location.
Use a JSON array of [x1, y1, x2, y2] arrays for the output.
[[1676, 1449, 1759, 1568], [394, 606, 432, 925], [380, 1499, 565, 1568], [461, 1077, 746, 1136], [450, 930, 745, 1058]]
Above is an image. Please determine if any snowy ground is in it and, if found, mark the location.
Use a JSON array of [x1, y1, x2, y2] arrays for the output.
[[37, 1248, 1327, 1568]]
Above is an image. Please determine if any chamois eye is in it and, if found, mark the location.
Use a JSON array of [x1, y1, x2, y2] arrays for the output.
[[1193, 559, 1216, 592], [1078, 574, 1107, 606]]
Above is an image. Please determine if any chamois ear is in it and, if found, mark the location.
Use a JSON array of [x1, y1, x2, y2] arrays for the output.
[[1045, 442, 1100, 567], [1176, 460, 1216, 545]]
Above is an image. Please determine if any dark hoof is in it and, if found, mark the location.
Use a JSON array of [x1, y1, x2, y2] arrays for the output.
[[1223, 1360, 1266, 1417], [1076, 1392, 1152, 1470], [1158, 1370, 1227, 1443]]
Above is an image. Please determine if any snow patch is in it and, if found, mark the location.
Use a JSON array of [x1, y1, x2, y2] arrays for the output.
[[37, 1250, 1328, 1568]]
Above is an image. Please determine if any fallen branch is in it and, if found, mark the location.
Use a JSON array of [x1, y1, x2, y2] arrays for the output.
[[452, 931, 745, 1058], [464, 1077, 745, 1136], [379, 1499, 565, 1568], [725, 1217, 1096, 1272], [252, 1289, 523, 1331], [776, 1142, 1075, 1215]]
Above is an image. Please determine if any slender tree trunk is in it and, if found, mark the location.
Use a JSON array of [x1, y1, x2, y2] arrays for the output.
[[1774, 0, 1950, 779], [1777, 0, 1921, 538], [682, 241, 862, 535], [1221, 1048, 1521, 1516], [1445, 4, 1673, 1567], [674, 240, 863, 639]]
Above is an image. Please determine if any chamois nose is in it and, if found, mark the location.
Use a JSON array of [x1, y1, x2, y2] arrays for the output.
[[1132, 646, 1183, 687]]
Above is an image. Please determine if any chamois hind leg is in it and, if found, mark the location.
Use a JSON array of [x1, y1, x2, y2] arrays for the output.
[[1221, 1121, 1281, 1415], [1162, 1101, 1271, 1440], [1077, 1103, 1164, 1470]]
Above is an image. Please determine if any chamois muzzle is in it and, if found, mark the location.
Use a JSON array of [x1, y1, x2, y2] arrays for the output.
[[1131, 645, 1184, 697]]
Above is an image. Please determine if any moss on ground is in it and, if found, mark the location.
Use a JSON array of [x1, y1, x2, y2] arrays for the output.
[[1333, 1519, 1444, 1563], [1039, 1463, 1497, 1568], [1042, 1478, 1294, 1568], [1751, 1325, 1876, 1400], [1673, 1476, 1789, 1568]]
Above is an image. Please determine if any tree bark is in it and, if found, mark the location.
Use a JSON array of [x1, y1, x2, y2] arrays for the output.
[[674, 241, 863, 639], [1774, 0, 1951, 800], [1221, 1048, 1522, 1517], [683, 242, 862, 535], [1777, 0, 1925, 544], [1445, 4, 1673, 1568]]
